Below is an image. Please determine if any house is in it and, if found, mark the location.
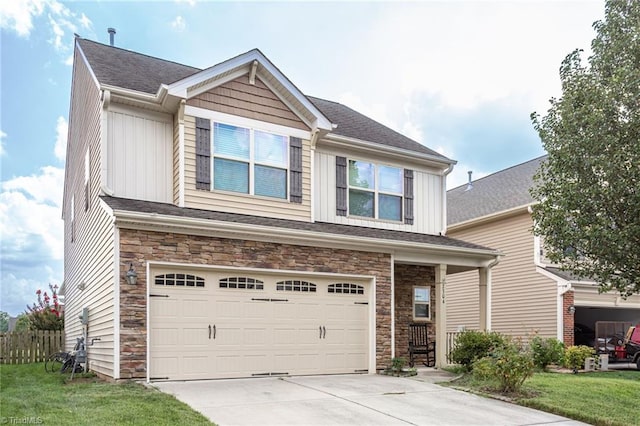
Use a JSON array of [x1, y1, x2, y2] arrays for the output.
[[445, 156, 640, 345], [62, 36, 500, 381]]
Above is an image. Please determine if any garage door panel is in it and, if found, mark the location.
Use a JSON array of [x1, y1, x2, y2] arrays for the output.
[[150, 270, 370, 380]]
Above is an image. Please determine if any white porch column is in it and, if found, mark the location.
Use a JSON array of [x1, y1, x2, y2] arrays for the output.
[[434, 263, 447, 368], [478, 267, 492, 331]]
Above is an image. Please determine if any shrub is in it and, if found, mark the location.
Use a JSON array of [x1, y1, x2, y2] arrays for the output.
[[390, 357, 406, 373], [449, 330, 506, 371], [530, 336, 565, 370], [25, 284, 64, 331], [564, 345, 595, 371], [472, 338, 534, 393]]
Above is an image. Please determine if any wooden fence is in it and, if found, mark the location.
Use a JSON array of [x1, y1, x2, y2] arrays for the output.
[[0, 330, 65, 364]]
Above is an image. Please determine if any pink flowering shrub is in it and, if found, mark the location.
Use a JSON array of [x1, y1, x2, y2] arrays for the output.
[[25, 284, 64, 330]]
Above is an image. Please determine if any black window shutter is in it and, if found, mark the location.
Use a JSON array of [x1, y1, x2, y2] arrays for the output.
[[336, 156, 347, 216], [404, 169, 414, 224], [195, 118, 211, 190], [289, 137, 303, 203]]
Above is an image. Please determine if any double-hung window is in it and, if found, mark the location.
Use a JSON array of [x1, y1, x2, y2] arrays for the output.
[[348, 160, 403, 221], [413, 286, 431, 321], [213, 123, 288, 199]]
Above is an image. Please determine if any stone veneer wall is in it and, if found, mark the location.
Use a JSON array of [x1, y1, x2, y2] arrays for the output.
[[562, 290, 575, 347], [393, 264, 436, 365], [118, 229, 392, 379]]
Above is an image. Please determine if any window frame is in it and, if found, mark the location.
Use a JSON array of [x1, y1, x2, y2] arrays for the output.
[[211, 120, 290, 200], [347, 159, 404, 221], [412, 286, 431, 321]]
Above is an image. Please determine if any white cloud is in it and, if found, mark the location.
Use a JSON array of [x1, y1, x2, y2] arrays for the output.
[[176, 0, 196, 6], [79, 12, 91, 29], [0, 130, 6, 156], [0, 0, 46, 37], [54, 116, 67, 162], [0, 0, 88, 59], [171, 15, 186, 32]]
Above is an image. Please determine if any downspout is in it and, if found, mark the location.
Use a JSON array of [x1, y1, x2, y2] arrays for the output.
[[441, 163, 455, 235], [100, 89, 115, 196], [484, 255, 501, 331]]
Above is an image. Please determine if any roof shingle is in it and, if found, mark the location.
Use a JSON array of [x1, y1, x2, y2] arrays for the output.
[[77, 38, 449, 160], [447, 155, 547, 225], [102, 196, 493, 252]]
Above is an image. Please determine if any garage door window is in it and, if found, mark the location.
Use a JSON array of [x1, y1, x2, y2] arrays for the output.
[[328, 283, 364, 295], [276, 280, 316, 292], [155, 274, 205, 287], [219, 277, 264, 290]]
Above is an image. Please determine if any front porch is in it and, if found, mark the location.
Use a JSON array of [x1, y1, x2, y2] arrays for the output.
[[393, 261, 496, 368]]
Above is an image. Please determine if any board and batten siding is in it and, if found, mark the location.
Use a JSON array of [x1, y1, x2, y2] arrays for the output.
[[182, 115, 313, 221], [106, 107, 173, 204], [186, 76, 308, 131], [314, 150, 443, 233], [446, 212, 558, 339], [64, 51, 116, 377]]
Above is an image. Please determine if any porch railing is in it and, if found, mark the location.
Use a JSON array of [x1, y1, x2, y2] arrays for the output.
[[445, 331, 462, 363]]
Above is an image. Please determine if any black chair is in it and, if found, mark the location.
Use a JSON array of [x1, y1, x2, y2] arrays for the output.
[[408, 323, 435, 367]]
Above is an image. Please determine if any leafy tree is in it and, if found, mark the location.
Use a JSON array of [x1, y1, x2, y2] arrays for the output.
[[531, 0, 640, 297], [14, 314, 30, 332], [0, 311, 9, 332]]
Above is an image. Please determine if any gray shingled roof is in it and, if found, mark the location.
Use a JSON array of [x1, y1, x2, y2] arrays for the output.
[[102, 196, 493, 252], [77, 38, 449, 160], [308, 96, 444, 158], [78, 39, 199, 94], [447, 155, 547, 225]]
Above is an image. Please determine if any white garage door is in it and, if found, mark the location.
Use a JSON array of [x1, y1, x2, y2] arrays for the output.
[[149, 268, 370, 381]]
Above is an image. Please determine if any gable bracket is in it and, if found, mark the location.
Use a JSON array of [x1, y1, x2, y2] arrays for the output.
[[249, 60, 258, 85]]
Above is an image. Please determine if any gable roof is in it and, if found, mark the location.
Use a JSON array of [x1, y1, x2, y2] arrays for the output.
[[101, 195, 494, 252], [76, 38, 450, 160], [308, 97, 444, 158], [447, 155, 547, 226]]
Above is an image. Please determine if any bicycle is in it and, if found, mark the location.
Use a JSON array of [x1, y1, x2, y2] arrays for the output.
[[45, 336, 98, 374]]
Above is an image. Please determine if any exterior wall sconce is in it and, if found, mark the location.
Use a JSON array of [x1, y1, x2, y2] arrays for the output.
[[567, 305, 576, 314], [77, 281, 86, 291], [126, 263, 138, 285]]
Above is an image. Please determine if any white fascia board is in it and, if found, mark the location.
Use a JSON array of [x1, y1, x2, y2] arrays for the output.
[[111, 209, 500, 264], [167, 49, 332, 131], [184, 105, 312, 140], [322, 134, 455, 169]]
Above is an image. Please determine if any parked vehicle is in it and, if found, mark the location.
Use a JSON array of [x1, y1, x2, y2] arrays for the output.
[[624, 325, 640, 370]]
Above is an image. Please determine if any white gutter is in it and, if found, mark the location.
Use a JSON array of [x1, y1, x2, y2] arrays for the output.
[[323, 134, 456, 168], [111, 208, 500, 261]]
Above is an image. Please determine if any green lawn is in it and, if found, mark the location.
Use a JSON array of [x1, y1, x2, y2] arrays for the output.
[[519, 371, 639, 426], [447, 369, 639, 426], [0, 363, 213, 425]]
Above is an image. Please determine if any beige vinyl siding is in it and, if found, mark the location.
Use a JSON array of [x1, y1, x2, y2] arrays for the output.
[[446, 212, 558, 339], [186, 76, 308, 131], [314, 150, 444, 233], [63, 52, 116, 377], [183, 115, 312, 221], [107, 106, 173, 203]]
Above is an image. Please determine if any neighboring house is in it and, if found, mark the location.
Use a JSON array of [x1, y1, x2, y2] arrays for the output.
[[61, 37, 500, 381], [445, 156, 640, 345]]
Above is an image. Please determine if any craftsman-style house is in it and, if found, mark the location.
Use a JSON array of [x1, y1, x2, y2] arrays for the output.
[[62, 37, 499, 381]]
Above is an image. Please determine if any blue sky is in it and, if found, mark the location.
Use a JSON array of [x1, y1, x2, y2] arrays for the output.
[[0, 0, 604, 316]]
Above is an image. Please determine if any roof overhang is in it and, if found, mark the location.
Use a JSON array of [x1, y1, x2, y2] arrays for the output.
[[103, 202, 500, 273], [320, 134, 456, 171], [166, 49, 333, 133], [448, 204, 533, 232]]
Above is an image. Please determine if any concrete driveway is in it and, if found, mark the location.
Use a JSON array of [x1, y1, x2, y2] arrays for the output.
[[153, 374, 586, 426]]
